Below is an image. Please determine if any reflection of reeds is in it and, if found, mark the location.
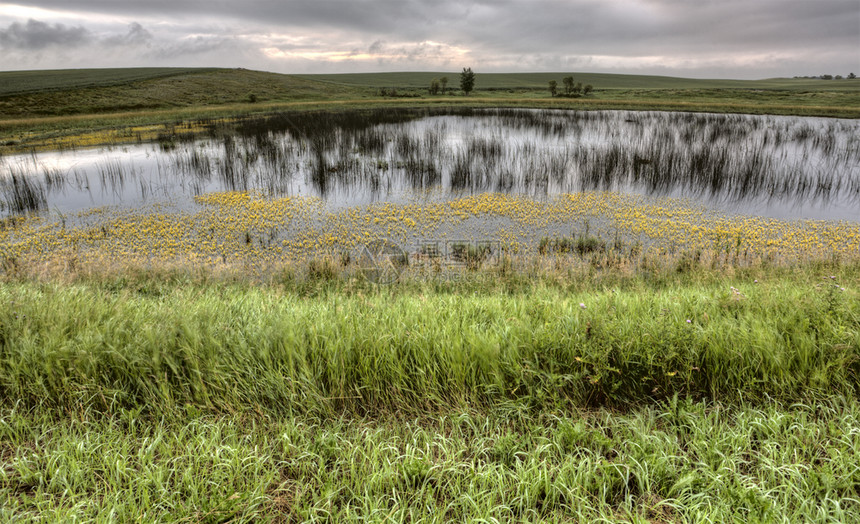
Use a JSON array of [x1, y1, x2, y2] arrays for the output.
[[98, 159, 129, 194], [43, 167, 65, 192], [9, 107, 858, 216], [217, 108, 858, 210], [1, 169, 47, 214]]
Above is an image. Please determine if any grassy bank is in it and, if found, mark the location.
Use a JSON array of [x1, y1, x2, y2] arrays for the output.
[[1, 262, 857, 415], [0, 263, 858, 521]]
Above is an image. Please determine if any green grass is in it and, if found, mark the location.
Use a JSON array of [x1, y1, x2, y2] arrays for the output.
[[0, 68, 369, 119], [0, 263, 858, 521], [1, 263, 857, 415], [0, 237, 857, 522], [2, 68, 858, 153], [2, 399, 858, 522], [0, 67, 218, 96]]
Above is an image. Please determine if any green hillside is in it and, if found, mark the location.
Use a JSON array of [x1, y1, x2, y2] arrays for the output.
[[0, 67, 219, 96], [0, 68, 368, 118], [1, 67, 858, 153], [3, 68, 858, 121]]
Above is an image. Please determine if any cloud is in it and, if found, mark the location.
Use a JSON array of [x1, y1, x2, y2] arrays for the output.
[[149, 34, 233, 60], [0, 18, 91, 50], [1, 1, 857, 77], [367, 40, 385, 55], [262, 39, 469, 68], [103, 22, 152, 47]]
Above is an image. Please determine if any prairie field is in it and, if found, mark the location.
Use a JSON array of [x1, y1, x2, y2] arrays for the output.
[[2, 68, 859, 153], [1, 69, 859, 522]]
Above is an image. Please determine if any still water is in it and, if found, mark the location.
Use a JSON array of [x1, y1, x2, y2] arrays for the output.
[[2, 108, 858, 220]]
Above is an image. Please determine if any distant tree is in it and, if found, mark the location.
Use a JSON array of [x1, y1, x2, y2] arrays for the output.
[[548, 80, 557, 97], [429, 78, 441, 95], [849, 73, 857, 79], [460, 67, 475, 95], [582, 84, 593, 96], [573, 82, 583, 95], [821, 74, 833, 80], [562, 76, 574, 95], [440, 76, 449, 93]]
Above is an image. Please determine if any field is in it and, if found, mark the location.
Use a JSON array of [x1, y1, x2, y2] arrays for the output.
[[1, 68, 860, 521], [2, 68, 859, 153], [298, 71, 860, 90]]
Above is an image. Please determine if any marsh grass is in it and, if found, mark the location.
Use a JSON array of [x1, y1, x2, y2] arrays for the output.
[[0, 250, 858, 521], [6, 108, 857, 220], [0, 259, 857, 416], [0, 169, 48, 214], [539, 234, 607, 256]]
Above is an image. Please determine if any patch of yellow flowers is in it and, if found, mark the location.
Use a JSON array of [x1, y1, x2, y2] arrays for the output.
[[1, 190, 857, 274]]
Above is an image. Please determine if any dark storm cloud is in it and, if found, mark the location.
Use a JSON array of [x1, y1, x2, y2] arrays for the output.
[[1, 0, 857, 75], [0, 18, 156, 51], [0, 19, 91, 50], [3, 0, 454, 33], [459, 0, 859, 56], [103, 22, 152, 47], [13, 0, 858, 46], [639, 0, 857, 51]]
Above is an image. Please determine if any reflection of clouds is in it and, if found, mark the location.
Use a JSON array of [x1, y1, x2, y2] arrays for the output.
[[4, 109, 857, 221]]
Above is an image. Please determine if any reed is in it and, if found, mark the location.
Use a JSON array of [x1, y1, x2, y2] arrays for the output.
[[0, 168, 47, 214], [4, 108, 858, 220]]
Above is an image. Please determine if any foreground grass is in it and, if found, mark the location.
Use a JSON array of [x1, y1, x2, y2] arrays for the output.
[[2, 398, 858, 522], [0, 261, 858, 521], [1, 264, 857, 414]]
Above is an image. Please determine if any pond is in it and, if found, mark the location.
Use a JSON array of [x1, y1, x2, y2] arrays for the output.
[[2, 108, 859, 221]]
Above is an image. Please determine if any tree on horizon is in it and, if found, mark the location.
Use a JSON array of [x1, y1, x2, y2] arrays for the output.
[[460, 68, 475, 95], [562, 76, 574, 95]]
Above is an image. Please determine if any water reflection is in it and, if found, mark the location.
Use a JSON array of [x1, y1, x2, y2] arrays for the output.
[[1, 108, 858, 220]]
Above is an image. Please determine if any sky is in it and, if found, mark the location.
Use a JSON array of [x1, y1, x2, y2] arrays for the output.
[[0, 0, 858, 79]]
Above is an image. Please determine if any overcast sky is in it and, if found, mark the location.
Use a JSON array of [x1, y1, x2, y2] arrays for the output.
[[1, 0, 858, 79]]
